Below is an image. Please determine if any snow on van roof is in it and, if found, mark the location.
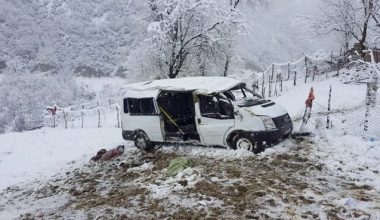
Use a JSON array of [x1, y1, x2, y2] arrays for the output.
[[123, 77, 243, 98]]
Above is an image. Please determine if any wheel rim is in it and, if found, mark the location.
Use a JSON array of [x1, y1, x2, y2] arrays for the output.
[[136, 137, 146, 149], [236, 138, 253, 151]]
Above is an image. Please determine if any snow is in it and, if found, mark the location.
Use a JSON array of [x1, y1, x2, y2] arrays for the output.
[[1, 193, 71, 220], [76, 77, 127, 100], [1, 72, 380, 219], [271, 74, 380, 198], [319, 135, 380, 191], [0, 127, 124, 191], [122, 76, 243, 97], [2, 73, 378, 192], [271, 77, 367, 119]]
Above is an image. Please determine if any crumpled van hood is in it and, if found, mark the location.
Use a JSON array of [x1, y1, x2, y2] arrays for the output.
[[240, 101, 287, 118]]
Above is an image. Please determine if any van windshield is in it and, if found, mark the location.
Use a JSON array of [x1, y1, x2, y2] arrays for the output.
[[222, 84, 269, 107]]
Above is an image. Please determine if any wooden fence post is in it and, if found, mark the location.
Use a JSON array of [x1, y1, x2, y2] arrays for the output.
[[262, 87, 266, 98], [252, 80, 258, 93], [268, 75, 272, 97], [261, 73, 265, 98], [98, 107, 101, 128], [304, 55, 308, 83], [287, 63, 290, 80], [271, 64, 274, 81], [326, 85, 332, 129], [274, 74, 278, 96], [294, 71, 297, 86], [63, 110, 68, 129], [337, 61, 340, 75], [116, 105, 120, 128], [81, 105, 84, 128], [330, 51, 333, 73]]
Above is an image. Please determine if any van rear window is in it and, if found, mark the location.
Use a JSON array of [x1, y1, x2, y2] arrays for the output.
[[127, 98, 156, 115]]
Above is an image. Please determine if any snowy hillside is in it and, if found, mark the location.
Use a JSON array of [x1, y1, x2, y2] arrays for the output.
[[0, 0, 352, 133], [1, 74, 379, 219], [0, 0, 332, 76], [1, 0, 380, 219]]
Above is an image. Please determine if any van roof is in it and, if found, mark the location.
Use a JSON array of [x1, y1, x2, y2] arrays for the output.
[[123, 76, 244, 98]]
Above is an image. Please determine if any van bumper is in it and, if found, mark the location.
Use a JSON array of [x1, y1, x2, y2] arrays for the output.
[[253, 122, 293, 144]]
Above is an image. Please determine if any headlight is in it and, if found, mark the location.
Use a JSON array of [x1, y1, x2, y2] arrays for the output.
[[258, 116, 277, 130]]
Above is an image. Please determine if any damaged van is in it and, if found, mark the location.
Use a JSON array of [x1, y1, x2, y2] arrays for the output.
[[121, 77, 292, 153]]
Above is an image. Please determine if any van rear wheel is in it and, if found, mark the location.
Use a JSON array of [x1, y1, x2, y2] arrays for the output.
[[134, 131, 153, 151], [232, 133, 263, 154]]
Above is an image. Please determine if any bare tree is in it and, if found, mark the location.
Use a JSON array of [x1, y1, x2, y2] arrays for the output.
[[220, 0, 268, 77], [147, 0, 241, 78], [305, 0, 379, 55]]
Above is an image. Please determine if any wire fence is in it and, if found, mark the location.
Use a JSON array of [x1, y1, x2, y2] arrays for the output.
[[42, 51, 379, 139], [43, 98, 121, 129], [248, 52, 343, 98], [235, 51, 380, 138]]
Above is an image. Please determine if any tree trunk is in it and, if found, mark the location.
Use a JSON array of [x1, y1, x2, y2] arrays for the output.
[[223, 56, 230, 77], [359, 0, 374, 57], [197, 53, 206, 76]]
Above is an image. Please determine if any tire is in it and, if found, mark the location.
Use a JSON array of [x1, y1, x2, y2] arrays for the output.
[[134, 131, 153, 151], [232, 133, 263, 154]]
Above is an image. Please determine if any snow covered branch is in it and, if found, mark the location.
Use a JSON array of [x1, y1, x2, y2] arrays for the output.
[[303, 0, 379, 54], [145, 0, 243, 78]]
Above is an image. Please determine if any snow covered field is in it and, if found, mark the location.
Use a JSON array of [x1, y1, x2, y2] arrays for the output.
[[0, 128, 124, 190], [0, 75, 379, 219]]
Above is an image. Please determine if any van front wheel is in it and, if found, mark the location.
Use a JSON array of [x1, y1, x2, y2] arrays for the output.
[[134, 131, 153, 151], [232, 133, 262, 154]]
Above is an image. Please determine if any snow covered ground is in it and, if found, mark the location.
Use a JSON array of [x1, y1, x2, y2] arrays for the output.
[[272, 74, 380, 190], [0, 127, 124, 190], [0, 73, 379, 219], [272, 77, 367, 119]]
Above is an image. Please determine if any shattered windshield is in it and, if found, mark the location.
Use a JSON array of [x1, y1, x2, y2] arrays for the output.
[[222, 84, 268, 107]]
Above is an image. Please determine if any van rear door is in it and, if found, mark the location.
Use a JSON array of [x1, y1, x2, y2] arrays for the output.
[[123, 97, 164, 142], [195, 94, 234, 147]]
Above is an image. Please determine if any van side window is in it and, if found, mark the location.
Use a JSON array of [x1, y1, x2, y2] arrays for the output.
[[123, 98, 129, 113], [127, 98, 156, 115], [198, 95, 233, 119], [128, 98, 140, 113], [140, 98, 155, 114], [199, 95, 218, 115]]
